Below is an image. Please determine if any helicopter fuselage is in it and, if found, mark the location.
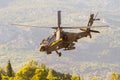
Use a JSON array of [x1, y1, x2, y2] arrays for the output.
[[39, 31, 89, 55], [12, 10, 108, 57]]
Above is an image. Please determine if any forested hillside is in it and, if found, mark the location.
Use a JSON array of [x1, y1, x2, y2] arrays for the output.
[[0, 60, 120, 80]]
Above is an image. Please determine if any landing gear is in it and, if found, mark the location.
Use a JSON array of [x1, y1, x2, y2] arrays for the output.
[[55, 51, 62, 57]]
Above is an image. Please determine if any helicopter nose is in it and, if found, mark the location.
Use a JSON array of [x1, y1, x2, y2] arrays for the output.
[[40, 46, 46, 51]]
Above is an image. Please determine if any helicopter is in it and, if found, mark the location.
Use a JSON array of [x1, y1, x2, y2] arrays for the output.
[[13, 11, 109, 57]]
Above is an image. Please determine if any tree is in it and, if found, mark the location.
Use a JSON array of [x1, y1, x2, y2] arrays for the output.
[[0, 73, 2, 80], [41, 63, 46, 69], [71, 74, 81, 80], [1, 75, 9, 80], [15, 60, 37, 80], [110, 72, 117, 80], [64, 73, 71, 80], [0, 60, 85, 80], [31, 69, 48, 80], [0, 67, 6, 80], [91, 77, 97, 80], [47, 69, 59, 80], [117, 74, 120, 80], [6, 60, 14, 77]]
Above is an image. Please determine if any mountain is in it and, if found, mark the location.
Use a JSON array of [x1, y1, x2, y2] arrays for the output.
[[0, 0, 120, 79]]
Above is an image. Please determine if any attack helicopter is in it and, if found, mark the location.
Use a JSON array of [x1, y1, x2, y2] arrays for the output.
[[13, 11, 109, 57]]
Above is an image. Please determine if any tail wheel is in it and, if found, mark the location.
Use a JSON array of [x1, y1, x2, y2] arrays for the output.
[[58, 52, 61, 57]]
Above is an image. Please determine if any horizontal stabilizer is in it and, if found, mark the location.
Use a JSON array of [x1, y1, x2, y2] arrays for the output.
[[80, 29, 100, 33], [90, 30, 100, 33], [80, 28, 87, 31]]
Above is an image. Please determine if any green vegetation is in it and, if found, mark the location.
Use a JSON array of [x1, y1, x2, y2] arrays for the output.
[[110, 72, 120, 80], [6, 60, 14, 77], [0, 73, 1, 80], [0, 60, 82, 80], [0, 60, 120, 80]]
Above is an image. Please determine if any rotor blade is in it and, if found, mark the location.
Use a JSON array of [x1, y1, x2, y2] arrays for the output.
[[60, 25, 109, 29], [12, 23, 53, 28], [58, 10, 61, 28], [12, 23, 59, 29], [12, 24, 109, 29]]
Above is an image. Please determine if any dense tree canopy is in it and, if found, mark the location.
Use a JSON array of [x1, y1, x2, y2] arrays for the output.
[[0, 60, 120, 80], [0, 60, 75, 80], [110, 72, 120, 80]]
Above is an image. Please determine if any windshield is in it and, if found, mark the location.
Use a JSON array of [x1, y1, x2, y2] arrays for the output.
[[47, 34, 56, 44], [41, 33, 56, 45]]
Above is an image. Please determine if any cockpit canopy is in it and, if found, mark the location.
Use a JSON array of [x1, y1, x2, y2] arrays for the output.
[[41, 33, 56, 45]]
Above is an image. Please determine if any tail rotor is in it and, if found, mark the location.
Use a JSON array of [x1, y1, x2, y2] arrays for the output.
[[86, 12, 100, 38]]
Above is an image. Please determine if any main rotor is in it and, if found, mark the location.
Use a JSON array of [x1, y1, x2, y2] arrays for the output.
[[12, 10, 109, 30]]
